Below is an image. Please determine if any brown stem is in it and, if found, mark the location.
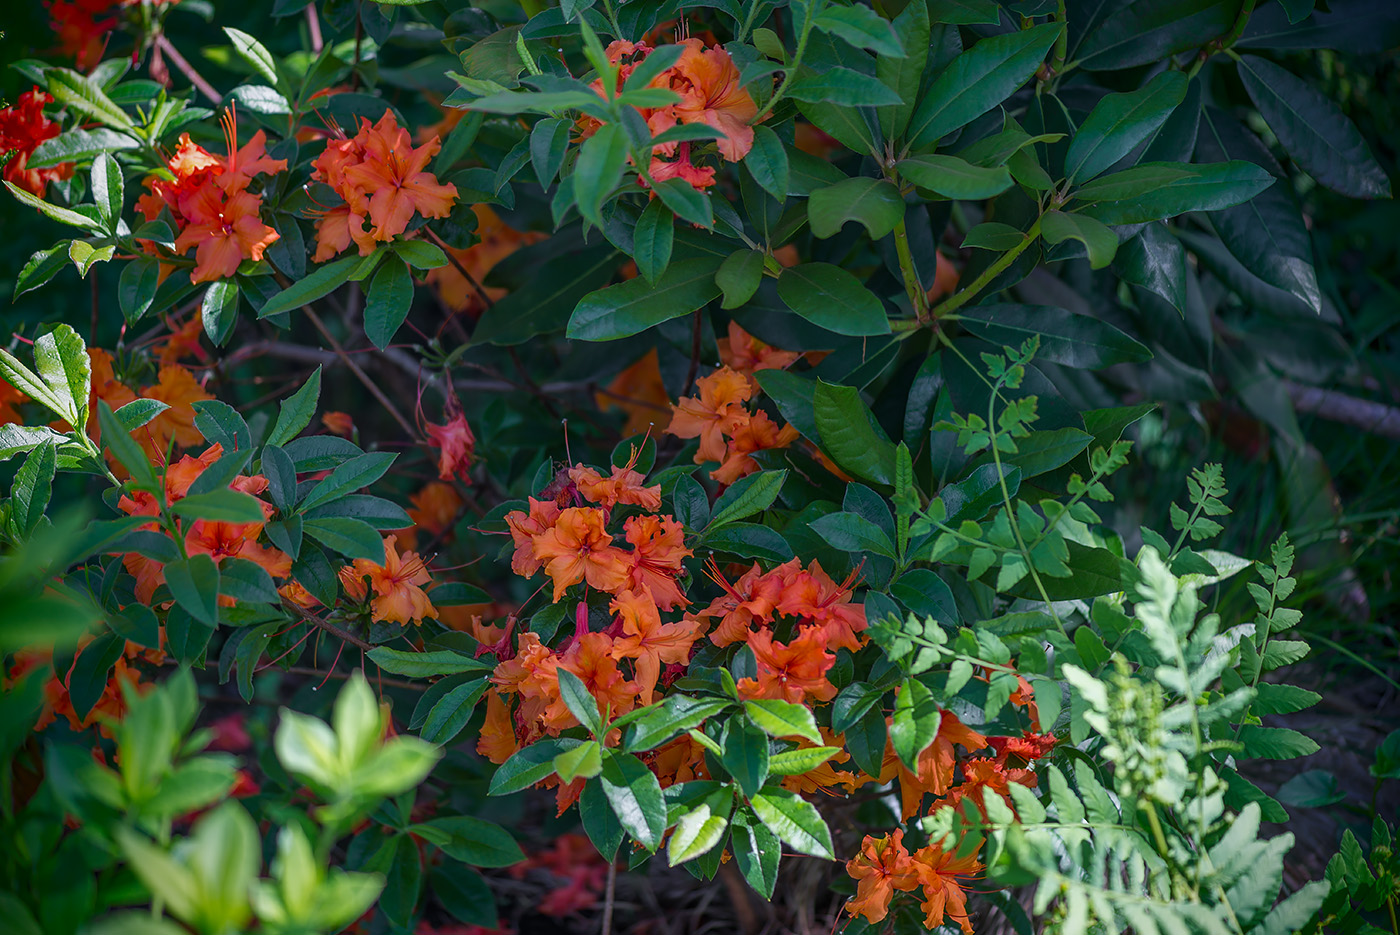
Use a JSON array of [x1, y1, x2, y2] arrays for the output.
[[422, 226, 496, 313], [292, 607, 374, 653], [600, 859, 617, 935], [153, 34, 221, 103]]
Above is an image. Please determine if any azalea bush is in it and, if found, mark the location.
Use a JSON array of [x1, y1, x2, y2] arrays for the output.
[[2, 1, 1399, 934]]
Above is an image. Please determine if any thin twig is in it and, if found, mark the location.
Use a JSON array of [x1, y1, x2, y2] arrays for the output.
[[294, 609, 374, 653], [1285, 380, 1400, 440], [305, 4, 324, 52], [422, 226, 497, 313], [601, 859, 618, 935], [154, 34, 221, 103]]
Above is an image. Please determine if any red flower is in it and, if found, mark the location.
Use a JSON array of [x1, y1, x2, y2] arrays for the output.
[[0, 89, 73, 196], [425, 408, 476, 483]]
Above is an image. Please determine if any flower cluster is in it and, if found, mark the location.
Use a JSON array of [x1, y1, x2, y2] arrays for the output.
[[666, 364, 799, 484], [338, 535, 437, 626], [8, 636, 162, 738], [845, 830, 983, 933], [583, 38, 759, 192], [310, 110, 458, 262], [136, 109, 287, 283], [0, 88, 73, 196]]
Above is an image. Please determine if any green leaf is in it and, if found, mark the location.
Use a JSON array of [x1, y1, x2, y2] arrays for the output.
[[769, 746, 841, 775], [367, 647, 490, 679], [165, 555, 221, 626], [1076, 160, 1274, 225], [730, 809, 780, 897], [743, 699, 821, 743], [958, 304, 1152, 369], [34, 324, 90, 432], [907, 23, 1061, 150], [224, 27, 282, 89], [788, 68, 903, 107], [1236, 54, 1390, 199], [258, 254, 362, 318], [876, 0, 931, 139], [473, 245, 618, 345], [928, 0, 1000, 24], [69, 240, 115, 277], [814, 4, 903, 56], [721, 719, 770, 798], [218, 556, 280, 604], [554, 739, 603, 783], [8, 441, 57, 536], [650, 177, 712, 228], [889, 677, 941, 770], [668, 802, 729, 866], [420, 678, 490, 745], [489, 738, 578, 795], [716, 249, 764, 310], [744, 125, 790, 201], [266, 366, 322, 448], [119, 257, 160, 323], [1042, 210, 1119, 269], [412, 815, 524, 867], [27, 127, 140, 170], [575, 123, 629, 228], [702, 523, 793, 563], [530, 117, 571, 187], [171, 489, 267, 524], [4, 181, 102, 231], [364, 258, 414, 350], [201, 280, 240, 347], [748, 788, 834, 859], [567, 256, 722, 341], [897, 154, 1014, 199], [1064, 71, 1188, 182], [90, 151, 124, 230], [299, 452, 397, 513], [303, 517, 386, 561], [811, 512, 897, 559], [599, 750, 667, 849], [556, 668, 605, 736], [813, 380, 897, 484], [623, 696, 731, 753], [807, 178, 904, 240], [44, 67, 135, 131], [97, 400, 159, 490], [776, 264, 889, 337], [15, 243, 70, 298], [633, 197, 674, 284], [1237, 725, 1320, 760], [390, 240, 448, 270], [1115, 223, 1186, 314], [1069, 164, 1197, 203], [1075, 0, 1239, 71], [708, 469, 787, 530]]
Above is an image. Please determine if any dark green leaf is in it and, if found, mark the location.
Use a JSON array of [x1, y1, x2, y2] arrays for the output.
[[302, 516, 386, 562], [364, 258, 414, 350], [567, 256, 722, 341], [717, 249, 764, 309], [634, 198, 674, 284], [898, 154, 1014, 199], [814, 380, 897, 484], [575, 124, 629, 228], [1064, 71, 1188, 182], [814, 4, 903, 56], [744, 125, 789, 201], [367, 647, 491, 678], [776, 264, 890, 337], [959, 304, 1152, 369], [721, 719, 770, 798], [266, 366, 322, 448], [808, 178, 904, 240], [165, 554, 221, 626], [258, 254, 362, 318], [1076, 161, 1275, 224], [599, 750, 667, 849], [877, 0, 931, 139], [1076, 0, 1238, 71], [788, 68, 903, 107]]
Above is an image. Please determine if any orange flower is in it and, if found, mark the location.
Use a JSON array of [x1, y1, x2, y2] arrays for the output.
[[321, 411, 355, 437], [531, 507, 630, 601], [845, 830, 920, 925], [84, 348, 137, 443], [338, 535, 437, 625], [781, 727, 859, 796], [712, 410, 799, 485], [551, 632, 637, 728], [311, 110, 458, 260], [425, 409, 476, 483], [477, 689, 519, 765], [910, 840, 982, 935], [425, 205, 546, 314], [775, 560, 867, 653], [621, 514, 691, 611], [173, 187, 282, 284], [155, 317, 205, 366], [989, 731, 1057, 766], [408, 481, 464, 538], [939, 757, 1036, 819], [926, 250, 961, 303], [504, 497, 562, 579], [698, 559, 789, 647], [717, 321, 799, 385], [568, 461, 662, 512], [736, 626, 836, 705], [608, 589, 701, 705], [0, 379, 26, 426], [658, 39, 759, 162], [649, 732, 711, 788], [874, 709, 988, 819], [141, 364, 214, 457], [666, 366, 752, 464]]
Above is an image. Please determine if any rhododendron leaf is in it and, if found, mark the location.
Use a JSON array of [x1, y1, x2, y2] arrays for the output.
[[815, 4, 903, 56], [897, 154, 1014, 200], [580, 778, 626, 861], [777, 264, 889, 337], [813, 379, 897, 485], [4, 181, 103, 232], [730, 808, 780, 897], [474, 244, 619, 345], [303, 517, 385, 562], [419, 677, 490, 746], [7, 441, 56, 538], [67, 631, 125, 722], [1076, 0, 1241, 72], [906, 23, 1061, 150], [742, 124, 789, 203], [1065, 72, 1187, 184], [568, 256, 722, 341], [304, 494, 413, 530], [15, 242, 69, 299], [721, 719, 771, 798], [716, 249, 764, 310], [218, 557, 280, 606], [769, 745, 842, 776], [299, 452, 397, 513], [709, 469, 787, 530], [812, 511, 897, 560], [89, 152, 123, 232], [788, 66, 903, 108], [703, 522, 793, 563], [557, 668, 606, 736], [489, 738, 581, 795], [749, 788, 833, 860], [808, 178, 904, 240], [928, 0, 1001, 24], [191, 400, 252, 453], [574, 124, 629, 229], [389, 240, 448, 271], [890, 676, 941, 770], [412, 815, 525, 868], [555, 739, 603, 784], [743, 699, 821, 744], [599, 750, 667, 850], [223, 28, 285, 96], [650, 177, 713, 229], [959, 305, 1151, 369], [1042, 210, 1119, 270], [364, 258, 414, 350], [43, 68, 136, 132], [622, 697, 730, 753], [366, 648, 490, 679], [668, 802, 730, 866], [172, 489, 265, 525], [633, 198, 674, 284], [201, 280, 241, 347], [166, 555, 222, 627], [27, 127, 140, 170], [430, 863, 497, 928], [1075, 161, 1274, 224]]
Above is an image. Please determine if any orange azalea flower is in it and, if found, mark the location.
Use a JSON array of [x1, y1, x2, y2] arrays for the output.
[[666, 366, 752, 464], [568, 460, 662, 512], [717, 321, 800, 385], [608, 589, 701, 705], [736, 626, 836, 705], [477, 689, 519, 765], [425, 408, 476, 483], [531, 507, 630, 601], [712, 410, 799, 485], [939, 757, 1036, 819], [989, 731, 1057, 766], [504, 497, 562, 579], [279, 579, 321, 610], [311, 110, 458, 260], [321, 410, 355, 437], [173, 187, 282, 284], [155, 316, 205, 366], [0, 379, 26, 426], [845, 830, 921, 925], [926, 250, 961, 303], [911, 840, 982, 935], [775, 560, 867, 653], [550, 632, 637, 728], [425, 205, 546, 314], [875, 710, 988, 819], [699, 558, 790, 647], [649, 732, 711, 788], [141, 364, 214, 457], [659, 39, 759, 162], [338, 535, 437, 625], [408, 481, 464, 538], [621, 514, 691, 611], [85, 348, 137, 439], [595, 349, 671, 437]]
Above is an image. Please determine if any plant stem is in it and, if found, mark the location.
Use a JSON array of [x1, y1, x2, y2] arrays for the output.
[[154, 34, 221, 104], [302, 299, 419, 440], [892, 213, 929, 322], [753, 0, 823, 122], [929, 216, 1043, 318], [601, 859, 618, 935], [1221, 0, 1257, 48], [422, 226, 496, 313]]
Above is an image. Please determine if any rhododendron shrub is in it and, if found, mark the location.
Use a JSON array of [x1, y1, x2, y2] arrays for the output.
[[2, 1, 1398, 934]]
